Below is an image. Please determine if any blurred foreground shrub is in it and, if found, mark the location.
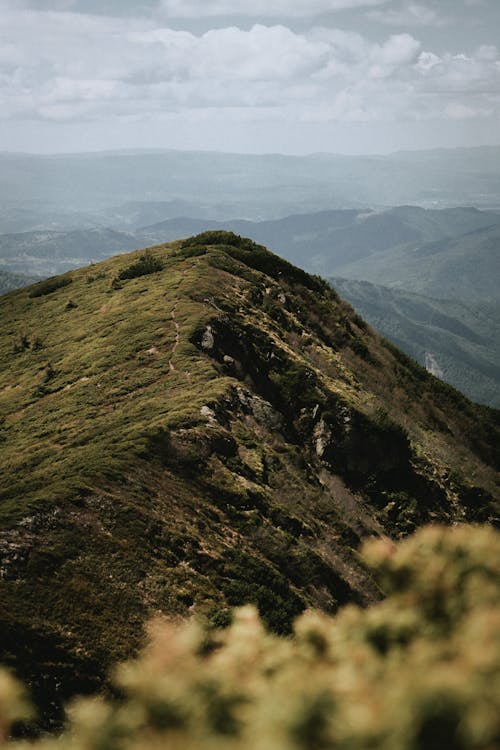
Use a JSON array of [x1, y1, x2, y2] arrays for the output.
[[1, 524, 499, 749]]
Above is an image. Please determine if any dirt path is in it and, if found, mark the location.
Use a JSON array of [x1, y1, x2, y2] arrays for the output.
[[167, 266, 193, 381], [168, 302, 180, 372]]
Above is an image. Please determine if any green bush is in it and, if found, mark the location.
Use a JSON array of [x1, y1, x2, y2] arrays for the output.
[[351, 335, 371, 360], [116, 252, 164, 282], [28, 277, 72, 298], [219, 549, 304, 634], [183, 231, 327, 293], [182, 230, 261, 252]]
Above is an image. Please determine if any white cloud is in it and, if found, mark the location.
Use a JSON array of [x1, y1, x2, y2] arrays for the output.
[[130, 25, 330, 82], [0, 5, 499, 132], [367, 3, 446, 27], [376, 33, 421, 65], [159, 0, 390, 19], [477, 44, 498, 61], [415, 51, 442, 72], [445, 102, 491, 119], [414, 47, 500, 94]]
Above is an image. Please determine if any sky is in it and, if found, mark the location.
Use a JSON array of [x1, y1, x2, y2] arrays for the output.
[[0, 0, 499, 154]]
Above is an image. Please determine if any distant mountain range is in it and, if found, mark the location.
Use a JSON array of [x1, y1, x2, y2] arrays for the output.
[[0, 228, 148, 276], [2, 145, 500, 235], [2, 205, 498, 283], [332, 220, 500, 302], [139, 206, 500, 297]]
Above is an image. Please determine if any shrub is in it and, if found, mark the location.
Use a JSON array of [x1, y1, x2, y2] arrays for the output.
[[182, 230, 261, 252], [351, 335, 370, 360], [116, 252, 164, 282], [28, 277, 72, 298], [183, 231, 327, 293], [13, 333, 43, 354]]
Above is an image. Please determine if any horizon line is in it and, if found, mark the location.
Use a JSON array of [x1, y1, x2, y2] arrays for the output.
[[2, 143, 500, 159]]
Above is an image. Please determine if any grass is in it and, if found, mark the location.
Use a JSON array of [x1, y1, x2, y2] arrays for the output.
[[0, 231, 498, 729], [0, 243, 224, 522]]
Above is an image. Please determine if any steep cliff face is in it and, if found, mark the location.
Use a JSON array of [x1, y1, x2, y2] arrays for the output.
[[0, 231, 498, 727]]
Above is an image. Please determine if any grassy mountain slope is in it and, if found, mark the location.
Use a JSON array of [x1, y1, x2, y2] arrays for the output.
[[332, 278, 500, 408], [0, 232, 498, 727]]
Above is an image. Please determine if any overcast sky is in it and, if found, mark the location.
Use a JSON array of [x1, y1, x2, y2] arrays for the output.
[[1, 0, 499, 154]]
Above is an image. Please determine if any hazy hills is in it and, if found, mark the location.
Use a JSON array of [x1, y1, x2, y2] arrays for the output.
[[1, 205, 498, 282], [0, 232, 498, 726], [141, 205, 500, 287], [0, 269, 37, 295], [334, 220, 500, 302], [2, 146, 500, 235], [0, 228, 149, 276]]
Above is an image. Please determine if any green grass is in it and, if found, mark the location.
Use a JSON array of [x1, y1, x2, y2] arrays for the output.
[[0, 244, 225, 523], [0, 232, 498, 730]]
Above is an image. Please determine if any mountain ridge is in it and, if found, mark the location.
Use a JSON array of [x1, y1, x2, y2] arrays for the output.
[[2, 205, 499, 408], [0, 231, 498, 728]]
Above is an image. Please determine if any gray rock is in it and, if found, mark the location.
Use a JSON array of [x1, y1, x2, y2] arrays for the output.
[[201, 325, 215, 351], [313, 418, 332, 458], [236, 387, 283, 431]]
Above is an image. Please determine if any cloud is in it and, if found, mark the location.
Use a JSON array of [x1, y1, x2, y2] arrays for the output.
[[376, 33, 421, 65], [445, 102, 491, 118], [0, 4, 499, 132], [159, 0, 390, 19], [367, 3, 446, 27], [414, 47, 500, 95], [130, 25, 330, 82]]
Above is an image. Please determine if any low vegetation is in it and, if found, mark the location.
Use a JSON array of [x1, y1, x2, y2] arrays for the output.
[[116, 251, 164, 281], [28, 276, 72, 298], [2, 524, 499, 750]]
